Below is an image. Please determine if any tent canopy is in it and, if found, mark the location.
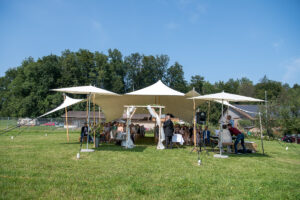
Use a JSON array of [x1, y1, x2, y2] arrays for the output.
[[191, 91, 264, 102], [126, 80, 184, 96], [38, 95, 84, 118], [94, 80, 202, 122], [185, 89, 200, 98], [51, 85, 119, 95]]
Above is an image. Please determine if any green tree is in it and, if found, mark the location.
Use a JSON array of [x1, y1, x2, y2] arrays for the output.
[[166, 62, 188, 92]]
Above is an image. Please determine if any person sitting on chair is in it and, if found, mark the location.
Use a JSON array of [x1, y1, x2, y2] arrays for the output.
[[80, 122, 93, 143], [203, 125, 211, 145], [228, 123, 246, 154], [163, 114, 174, 149], [80, 122, 88, 143]]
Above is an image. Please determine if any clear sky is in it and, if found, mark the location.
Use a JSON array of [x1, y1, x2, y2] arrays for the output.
[[0, 0, 299, 86]]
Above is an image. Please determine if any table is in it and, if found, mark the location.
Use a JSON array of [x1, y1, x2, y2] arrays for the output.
[[172, 134, 184, 145]]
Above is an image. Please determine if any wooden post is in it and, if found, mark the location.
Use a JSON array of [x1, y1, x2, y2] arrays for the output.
[[93, 94, 96, 148], [86, 96, 89, 122], [207, 101, 210, 125], [64, 94, 69, 142], [259, 112, 265, 155]]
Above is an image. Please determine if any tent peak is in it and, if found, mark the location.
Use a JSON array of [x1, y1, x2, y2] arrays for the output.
[[125, 80, 184, 96]]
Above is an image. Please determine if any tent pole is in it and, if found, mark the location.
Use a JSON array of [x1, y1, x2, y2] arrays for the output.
[[93, 94, 96, 148], [86, 96, 88, 122], [193, 98, 196, 148], [259, 112, 265, 155], [87, 94, 91, 150], [159, 107, 162, 148], [64, 94, 69, 142], [220, 100, 224, 156], [207, 101, 210, 125]]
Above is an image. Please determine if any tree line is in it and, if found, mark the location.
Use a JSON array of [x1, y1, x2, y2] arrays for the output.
[[0, 49, 299, 134]]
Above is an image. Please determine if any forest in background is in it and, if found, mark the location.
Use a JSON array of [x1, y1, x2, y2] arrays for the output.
[[0, 49, 299, 134]]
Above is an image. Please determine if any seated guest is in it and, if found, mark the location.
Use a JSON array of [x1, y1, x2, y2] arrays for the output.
[[219, 124, 232, 153], [228, 123, 246, 154], [80, 122, 93, 143], [117, 123, 124, 133], [196, 126, 203, 146], [189, 125, 194, 138], [202, 125, 211, 145], [140, 125, 145, 137]]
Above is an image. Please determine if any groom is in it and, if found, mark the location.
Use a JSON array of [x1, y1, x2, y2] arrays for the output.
[[163, 114, 174, 149]]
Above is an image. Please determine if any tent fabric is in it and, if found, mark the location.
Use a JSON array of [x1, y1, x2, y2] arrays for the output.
[[191, 91, 264, 102], [215, 100, 259, 114], [94, 94, 203, 122], [126, 80, 184, 96], [38, 95, 84, 118], [124, 106, 135, 149], [94, 80, 203, 122], [185, 89, 200, 98], [51, 85, 119, 95], [147, 105, 165, 149]]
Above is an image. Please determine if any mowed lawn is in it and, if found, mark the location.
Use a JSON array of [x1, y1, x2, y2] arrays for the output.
[[0, 128, 300, 200]]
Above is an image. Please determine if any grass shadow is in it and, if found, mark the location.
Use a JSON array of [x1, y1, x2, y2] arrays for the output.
[[224, 152, 271, 158], [94, 144, 148, 152]]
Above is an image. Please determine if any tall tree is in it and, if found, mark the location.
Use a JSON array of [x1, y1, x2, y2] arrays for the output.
[[166, 62, 188, 92]]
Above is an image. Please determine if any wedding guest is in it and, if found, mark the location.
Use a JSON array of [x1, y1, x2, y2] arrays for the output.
[[228, 123, 246, 154], [163, 114, 174, 149]]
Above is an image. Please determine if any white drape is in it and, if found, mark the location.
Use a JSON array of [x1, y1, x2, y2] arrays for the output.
[[125, 106, 136, 149], [147, 105, 165, 149]]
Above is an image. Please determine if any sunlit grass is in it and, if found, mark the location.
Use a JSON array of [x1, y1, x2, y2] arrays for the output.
[[0, 129, 299, 199]]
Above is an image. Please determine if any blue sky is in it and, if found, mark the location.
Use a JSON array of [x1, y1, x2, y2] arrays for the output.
[[0, 0, 299, 86]]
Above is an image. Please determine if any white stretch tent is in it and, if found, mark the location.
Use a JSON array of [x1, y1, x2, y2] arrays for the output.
[[51, 85, 119, 95], [51, 85, 119, 152], [191, 91, 264, 158], [94, 80, 203, 123], [93, 80, 203, 149], [192, 91, 264, 102], [215, 100, 265, 154], [38, 95, 84, 118]]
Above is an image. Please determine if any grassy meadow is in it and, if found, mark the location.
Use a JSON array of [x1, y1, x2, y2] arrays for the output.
[[0, 127, 300, 199]]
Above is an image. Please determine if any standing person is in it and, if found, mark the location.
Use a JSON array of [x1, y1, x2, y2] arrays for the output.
[[163, 114, 174, 149], [203, 125, 211, 145], [228, 123, 246, 154]]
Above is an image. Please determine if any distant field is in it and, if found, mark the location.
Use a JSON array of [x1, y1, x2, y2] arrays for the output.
[[0, 129, 299, 199]]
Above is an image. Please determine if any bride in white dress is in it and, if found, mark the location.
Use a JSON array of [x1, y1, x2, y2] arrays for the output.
[[219, 124, 232, 153]]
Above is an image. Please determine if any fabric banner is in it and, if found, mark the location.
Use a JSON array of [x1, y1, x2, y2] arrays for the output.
[[147, 105, 165, 149], [38, 95, 84, 118], [124, 106, 136, 149]]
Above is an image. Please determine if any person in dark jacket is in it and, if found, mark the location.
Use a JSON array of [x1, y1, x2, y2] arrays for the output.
[[163, 114, 174, 149]]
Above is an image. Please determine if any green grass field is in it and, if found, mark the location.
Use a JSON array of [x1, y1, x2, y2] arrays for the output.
[[0, 128, 300, 199]]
